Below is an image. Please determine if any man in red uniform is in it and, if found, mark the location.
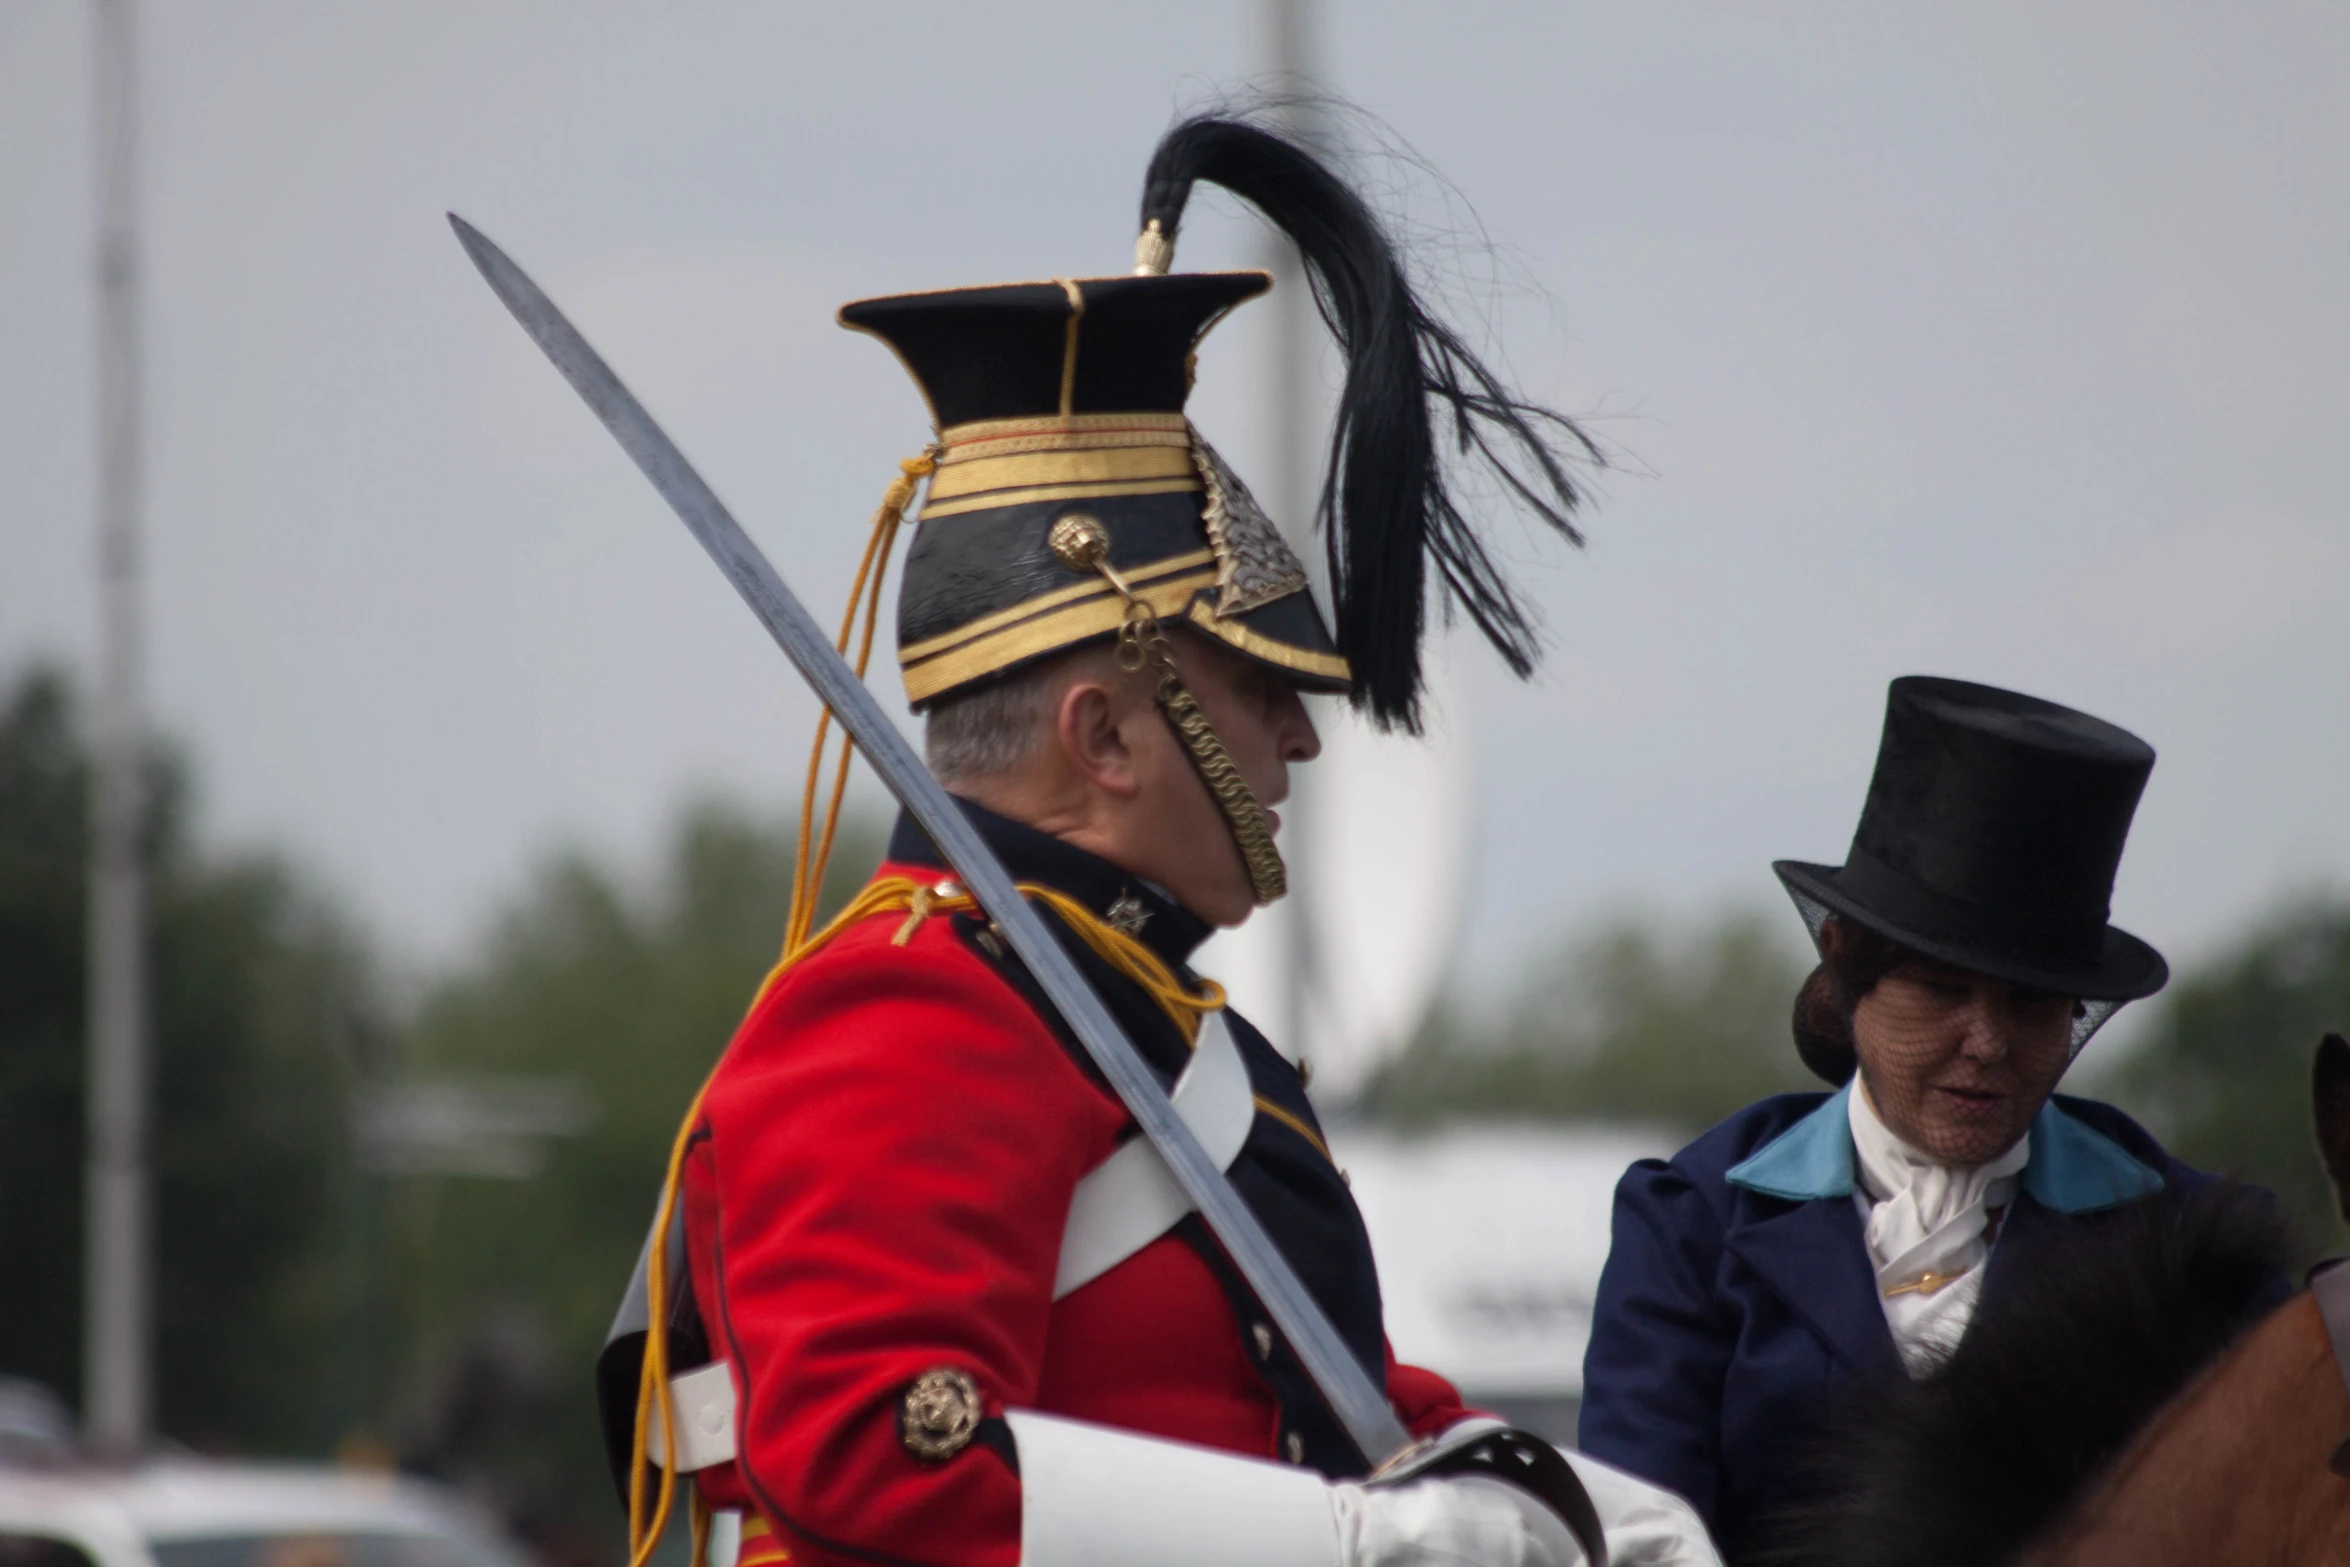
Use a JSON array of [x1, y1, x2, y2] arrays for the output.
[[603, 114, 1719, 1567]]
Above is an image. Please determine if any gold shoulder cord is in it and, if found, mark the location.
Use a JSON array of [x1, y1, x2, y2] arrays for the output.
[[623, 872, 1226, 1567], [627, 448, 937, 1567], [1047, 513, 1287, 906]]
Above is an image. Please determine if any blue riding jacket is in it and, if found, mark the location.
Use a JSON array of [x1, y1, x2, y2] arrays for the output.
[[1578, 1087, 2223, 1560]]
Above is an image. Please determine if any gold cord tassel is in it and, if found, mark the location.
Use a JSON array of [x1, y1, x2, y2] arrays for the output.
[[686, 1488, 712, 1567], [624, 448, 936, 1567], [621, 871, 1225, 1560], [783, 449, 939, 955]]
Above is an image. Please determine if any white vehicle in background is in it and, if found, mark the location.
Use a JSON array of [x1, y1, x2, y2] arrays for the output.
[[0, 1463, 528, 1567], [0, 1382, 528, 1567]]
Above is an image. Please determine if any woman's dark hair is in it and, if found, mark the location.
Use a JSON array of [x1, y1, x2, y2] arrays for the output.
[[1790, 918, 2083, 1084], [1790, 916, 1922, 1085]]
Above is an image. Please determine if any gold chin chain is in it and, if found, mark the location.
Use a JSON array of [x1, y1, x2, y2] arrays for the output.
[[1048, 514, 1288, 906]]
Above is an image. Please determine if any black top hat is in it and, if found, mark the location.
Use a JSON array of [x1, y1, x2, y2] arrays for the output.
[[842, 112, 1599, 728], [1775, 676, 2169, 1001]]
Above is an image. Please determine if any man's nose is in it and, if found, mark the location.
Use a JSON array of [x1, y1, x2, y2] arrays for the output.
[[1280, 688, 1321, 765]]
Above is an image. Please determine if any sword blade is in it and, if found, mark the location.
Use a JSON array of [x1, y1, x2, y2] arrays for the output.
[[448, 215, 1412, 1469]]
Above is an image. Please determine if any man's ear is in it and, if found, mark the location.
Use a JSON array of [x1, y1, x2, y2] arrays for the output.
[[1053, 674, 1142, 799], [2313, 1033, 2350, 1226]]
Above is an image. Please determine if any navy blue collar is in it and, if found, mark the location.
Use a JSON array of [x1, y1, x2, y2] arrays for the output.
[[885, 798, 1214, 969], [1726, 1082, 2164, 1214]]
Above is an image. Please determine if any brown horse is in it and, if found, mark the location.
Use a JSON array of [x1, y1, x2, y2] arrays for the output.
[[2029, 1033, 2350, 1564], [1771, 1035, 2350, 1566], [2028, 1267, 2350, 1562]]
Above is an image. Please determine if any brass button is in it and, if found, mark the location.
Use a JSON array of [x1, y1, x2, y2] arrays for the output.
[[1285, 1432, 1306, 1464], [901, 1368, 983, 1461], [1252, 1322, 1274, 1361]]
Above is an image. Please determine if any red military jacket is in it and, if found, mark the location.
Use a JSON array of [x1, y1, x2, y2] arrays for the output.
[[676, 802, 1470, 1567]]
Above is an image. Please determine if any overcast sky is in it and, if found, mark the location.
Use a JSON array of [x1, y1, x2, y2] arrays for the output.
[[3, 1, 2345, 1010]]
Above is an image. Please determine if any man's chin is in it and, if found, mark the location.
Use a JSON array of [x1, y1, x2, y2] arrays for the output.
[[1204, 890, 1260, 930]]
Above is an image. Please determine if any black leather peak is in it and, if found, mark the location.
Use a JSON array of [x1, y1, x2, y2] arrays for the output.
[[838, 272, 1267, 429]]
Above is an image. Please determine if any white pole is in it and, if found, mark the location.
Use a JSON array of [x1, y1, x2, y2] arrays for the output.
[[86, 0, 150, 1460]]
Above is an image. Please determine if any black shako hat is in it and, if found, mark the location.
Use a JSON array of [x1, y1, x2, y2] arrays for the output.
[[841, 112, 1597, 727], [843, 272, 1350, 708], [1775, 676, 2169, 1001]]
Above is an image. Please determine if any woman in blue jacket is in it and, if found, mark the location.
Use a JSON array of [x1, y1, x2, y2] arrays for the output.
[[1578, 677, 2240, 1561]]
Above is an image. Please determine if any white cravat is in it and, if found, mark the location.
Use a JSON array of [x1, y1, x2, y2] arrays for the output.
[[1847, 1080, 2029, 1375]]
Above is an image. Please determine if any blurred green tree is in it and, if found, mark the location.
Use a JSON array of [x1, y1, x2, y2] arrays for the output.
[[1363, 911, 1819, 1134], [2103, 901, 2350, 1253], [380, 795, 884, 1545], [0, 665, 376, 1454]]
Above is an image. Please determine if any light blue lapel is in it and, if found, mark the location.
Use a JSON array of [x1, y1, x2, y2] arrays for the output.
[[2022, 1098, 2164, 1213], [1725, 1084, 2164, 1213], [1723, 1191, 1900, 1375], [1727, 1084, 1855, 1200], [1720, 1088, 1896, 1372]]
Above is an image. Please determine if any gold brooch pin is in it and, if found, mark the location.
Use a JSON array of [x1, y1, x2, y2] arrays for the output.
[[1883, 1267, 1971, 1299]]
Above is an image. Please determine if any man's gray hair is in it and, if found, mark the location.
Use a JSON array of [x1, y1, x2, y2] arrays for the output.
[[923, 657, 1065, 786]]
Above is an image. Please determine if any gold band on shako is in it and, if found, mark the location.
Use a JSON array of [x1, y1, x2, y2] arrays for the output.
[[897, 412, 1351, 705], [900, 549, 1223, 705], [920, 412, 1202, 519]]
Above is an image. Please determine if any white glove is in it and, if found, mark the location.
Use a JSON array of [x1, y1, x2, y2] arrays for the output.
[[1330, 1471, 1584, 1566], [1329, 1424, 1720, 1567], [1007, 1409, 1719, 1567], [1561, 1447, 1720, 1567]]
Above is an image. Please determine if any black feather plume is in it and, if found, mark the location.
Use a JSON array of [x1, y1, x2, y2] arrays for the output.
[[1141, 111, 1597, 731]]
